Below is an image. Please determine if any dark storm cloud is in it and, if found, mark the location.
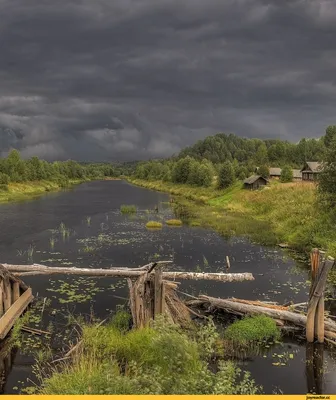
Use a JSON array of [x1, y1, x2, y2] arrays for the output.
[[0, 0, 335, 160]]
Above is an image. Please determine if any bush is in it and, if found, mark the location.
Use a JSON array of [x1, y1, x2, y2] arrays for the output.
[[165, 219, 183, 226], [120, 205, 137, 214], [280, 166, 293, 183], [146, 221, 163, 229], [258, 165, 270, 179], [41, 316, 261, 395], [0, 184, 8, 191], [224, 315, 280, 347], [0, 172, 10, 184]]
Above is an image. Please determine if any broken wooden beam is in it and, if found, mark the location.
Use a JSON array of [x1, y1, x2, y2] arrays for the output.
[[3, 263, 254, 282]]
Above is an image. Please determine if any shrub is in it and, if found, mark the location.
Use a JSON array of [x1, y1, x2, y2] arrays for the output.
[[224, 315, 280, 347], [0, 184, 8, 191], [165, 219, 183, 226], [41, 316, 261, 395], [280, 166, 293, 183], [0, 172, 10, 184], [146, 221, 163, 229], [120, 205, 137, 214], [258, 165, 270, 179]]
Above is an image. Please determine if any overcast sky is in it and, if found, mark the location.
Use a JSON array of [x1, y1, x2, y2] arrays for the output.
[[0, 0, 335, 161]]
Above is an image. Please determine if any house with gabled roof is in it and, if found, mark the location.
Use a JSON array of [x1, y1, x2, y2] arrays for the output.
[[243, 175, 268, 190], [301, 162, 323, 181]]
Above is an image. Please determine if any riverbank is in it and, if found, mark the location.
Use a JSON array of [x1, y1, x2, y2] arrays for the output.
[[0, 179, 85, 203], [128, 178, 336, 256]]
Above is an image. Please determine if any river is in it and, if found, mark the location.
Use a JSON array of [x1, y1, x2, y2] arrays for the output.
[[0, 180, 335, 394]]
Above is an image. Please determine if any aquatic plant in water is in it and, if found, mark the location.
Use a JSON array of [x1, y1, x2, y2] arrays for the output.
[[27, 244, 35, 261], [86, 216, 91, 226], [165, 219, 183, 226], [120, 204, 137, 214], [146, 221, 163, 229]]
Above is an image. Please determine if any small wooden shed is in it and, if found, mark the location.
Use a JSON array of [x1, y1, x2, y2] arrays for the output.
[[244, 175, 268, 190]]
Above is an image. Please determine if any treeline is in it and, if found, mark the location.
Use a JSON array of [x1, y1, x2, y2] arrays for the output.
[[0, 149, 119, 188], [134, 128, 334, 189]]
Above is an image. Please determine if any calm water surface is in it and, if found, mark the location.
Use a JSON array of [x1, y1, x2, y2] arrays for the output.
[[0, 180, 335, 394]]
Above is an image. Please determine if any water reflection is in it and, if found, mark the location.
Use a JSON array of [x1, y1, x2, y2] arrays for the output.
[[306, 343, 324, 394], [0, 340, 17, 394]]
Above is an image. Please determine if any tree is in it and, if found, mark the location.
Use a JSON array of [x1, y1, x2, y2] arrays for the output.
[[324, 125, 336, 148], [318, 135, 336, 211], [172, 156, 193, 184], [0, 172, 10, 184], [217, 161, 235, 189], [258, 165, 270, 179], [280, 166, 293, 183]]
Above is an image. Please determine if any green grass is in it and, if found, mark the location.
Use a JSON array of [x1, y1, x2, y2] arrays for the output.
[[128, 177, 336, 256], [146, 221, 163, 229], [120, 204, 137, 214], [165, 219, 183, 226], [0, 179, 84, 203], [40, 314, 261, 395], [224, 315, 281, 347]]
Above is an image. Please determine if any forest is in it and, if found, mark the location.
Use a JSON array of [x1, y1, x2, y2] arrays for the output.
[[134, 127, 336, 188], [0, 149, 120, 190]]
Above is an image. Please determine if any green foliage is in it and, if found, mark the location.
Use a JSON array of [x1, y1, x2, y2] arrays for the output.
[[41, 316, 261, 395], [0, 172, 10, 184], [217, 161, 235, 189], [172, 156, 193, 184], [280, 165, 293, 182], [165, 219, 183, 226], [120, 204, 137, 214], [258, 165, 270, 179], [324, 125, 336, 148], [224, 315, 280, 347], [146, 221, 163, 229], [0, 184, 8, 191], [319, 135, 336, 212]]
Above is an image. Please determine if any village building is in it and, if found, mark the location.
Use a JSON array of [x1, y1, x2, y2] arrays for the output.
[[269, 167, 302, 181], [269, 168, 281, 179], [243, 175, 268, 190], [301, 162, 323, 181]]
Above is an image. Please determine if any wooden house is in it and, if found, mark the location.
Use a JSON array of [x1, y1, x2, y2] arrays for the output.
[[292, 169, 302, 181], [301, 162, 322, 181], [269, 168, 281, 179], [243, 175, 268, 190]]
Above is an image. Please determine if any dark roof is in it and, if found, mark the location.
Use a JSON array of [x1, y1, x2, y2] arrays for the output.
[[301, 162, 322, 173], [244, 175, 267, 185]]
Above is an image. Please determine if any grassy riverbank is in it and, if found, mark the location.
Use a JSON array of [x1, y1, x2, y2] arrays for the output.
[[0, 179, 85, 203], [128, 178, 336, 256]]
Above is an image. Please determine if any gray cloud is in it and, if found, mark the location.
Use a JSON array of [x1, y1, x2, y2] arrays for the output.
[[0, 0, 335, 161]]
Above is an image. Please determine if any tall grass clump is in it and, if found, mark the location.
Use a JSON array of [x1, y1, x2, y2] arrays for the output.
[[145, 221, 163, 229], [120, 204, 137, 214], [40, 314, 261, 395], [224, 315, 280, 347], [165, 219, 183, 226]]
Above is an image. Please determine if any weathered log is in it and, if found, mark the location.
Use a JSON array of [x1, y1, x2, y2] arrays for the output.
[[195, 296, 336, 333], [3, 263, 254, 282], [306, 258, 334, 342]]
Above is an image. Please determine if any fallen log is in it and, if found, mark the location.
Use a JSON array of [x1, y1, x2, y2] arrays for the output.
[[2, 263, 254, 282], [193, 296, 336, 334]]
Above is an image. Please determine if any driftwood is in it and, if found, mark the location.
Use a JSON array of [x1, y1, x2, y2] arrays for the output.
[[3, 263, 254, 282], [189, 296, 336, 343]]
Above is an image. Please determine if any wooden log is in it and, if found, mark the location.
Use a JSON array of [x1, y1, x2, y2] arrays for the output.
[[0, 280, 4, 317], [306, 258, 334, 343], [226, 256, 231, 270], [3, 263, 254, 282], [154, 266, 163, 316], [0, 288, 33, 340], [315, 296, 325, 343], [195, 295, 336, 333], [4, 280, 12, 312], [13, 282, 20, 303]]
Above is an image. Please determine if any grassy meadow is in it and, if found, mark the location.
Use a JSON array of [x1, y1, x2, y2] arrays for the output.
[[128, 178, 336, 256]]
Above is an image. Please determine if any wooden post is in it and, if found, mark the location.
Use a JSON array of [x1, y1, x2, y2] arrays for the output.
[[306, 255, 334, 343], [226, 256, 231, 270], [13, 282, 20, 303], [154, 266, 163, 317]]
